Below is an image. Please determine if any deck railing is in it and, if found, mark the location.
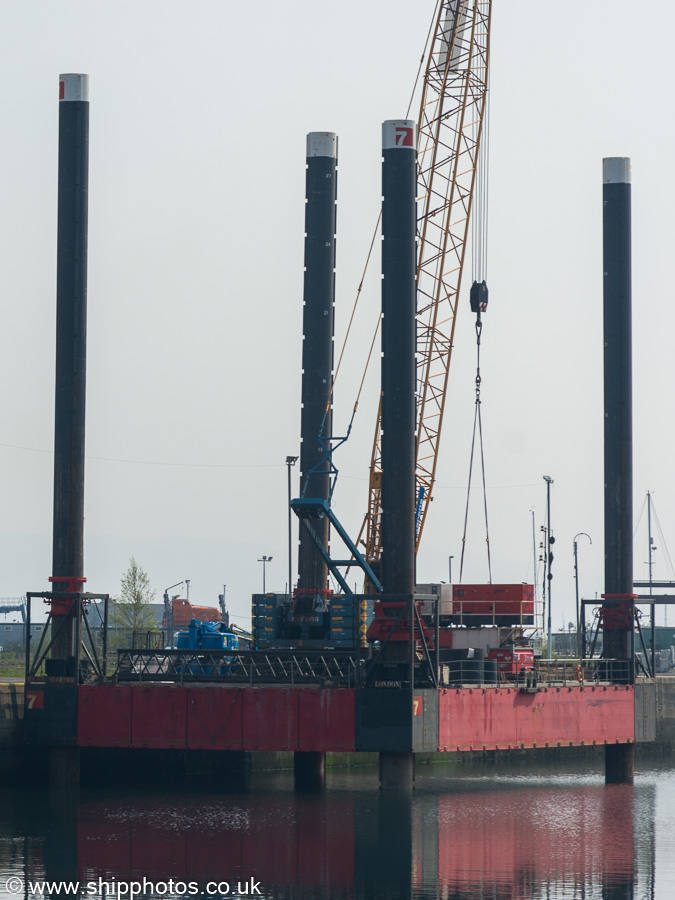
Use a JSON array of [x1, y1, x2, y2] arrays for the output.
[[115, 648, 362, 687], [440, 657, 632, 689], [115, 649, 634, 689]]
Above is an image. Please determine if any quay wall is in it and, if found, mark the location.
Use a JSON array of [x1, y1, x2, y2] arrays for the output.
[[0, 683, 24, 776], [654, 678, 675, 741]]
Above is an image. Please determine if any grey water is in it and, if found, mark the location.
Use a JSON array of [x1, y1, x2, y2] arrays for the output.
[[1, 754, 673, 899]]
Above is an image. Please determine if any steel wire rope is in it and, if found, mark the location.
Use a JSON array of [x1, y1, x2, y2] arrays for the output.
[[634, 492, 648, 588], [330, 0, 439, 415], [650, 497, 675, 635], [335, 6, 444, 571], [327, 1, 487, 579], [633, 493, 647, 538], [651, 497, 675, 578], [405, 0, 441, 119], [318, 5, 439, 520], [330, 213, 381, 410], [458, 318, 492, 583], [459, 44, 492, 583], [471, 69, 490, 283], [307, 224, 383, 499]]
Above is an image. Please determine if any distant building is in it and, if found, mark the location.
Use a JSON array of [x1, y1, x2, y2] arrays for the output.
[[0, 600, 166, 653], [551, 632, 581, 656], [0, 623, 46, 649]]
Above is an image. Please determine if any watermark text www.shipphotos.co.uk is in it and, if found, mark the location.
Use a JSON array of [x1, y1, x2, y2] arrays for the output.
[[2, 877, 263, 898]]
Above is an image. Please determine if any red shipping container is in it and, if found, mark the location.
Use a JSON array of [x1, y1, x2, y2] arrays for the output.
[[452, 584, 534, 625]]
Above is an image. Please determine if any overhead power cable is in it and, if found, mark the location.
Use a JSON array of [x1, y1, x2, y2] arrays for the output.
[[0, 442, 281, 469]]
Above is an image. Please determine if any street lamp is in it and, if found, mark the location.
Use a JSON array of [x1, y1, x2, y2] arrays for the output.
[[163, 580, 185, 649], [573, 532, 592, 660], [286, 455, 299, 598], [258, 555, 273, 594], [448, 555, 454, 583], [543, 476, 554, 659]]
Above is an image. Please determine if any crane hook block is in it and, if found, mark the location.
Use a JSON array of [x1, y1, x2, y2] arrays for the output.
[[470, 280, 488, 314]]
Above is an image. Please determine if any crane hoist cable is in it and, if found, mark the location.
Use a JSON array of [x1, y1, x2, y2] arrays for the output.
[[459, 65, 492, 584], [471, 64, 490, 285], [459, 309, 492, 583]]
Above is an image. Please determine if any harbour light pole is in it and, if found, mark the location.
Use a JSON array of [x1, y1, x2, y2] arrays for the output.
[[573, 532, 592, 660], [543, 476, 554, 659], [163, 580, 185, 649], [286, 455, 298, 596], [258, 555, 273, 594]]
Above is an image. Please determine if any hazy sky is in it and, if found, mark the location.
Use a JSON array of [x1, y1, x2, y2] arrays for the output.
[[1, 1, 674, 634]]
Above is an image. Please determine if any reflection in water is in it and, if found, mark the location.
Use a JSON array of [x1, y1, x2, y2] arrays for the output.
[[432, 783, 639, 899], [78, 791, 355, 897], [0, 761, 665, 900]]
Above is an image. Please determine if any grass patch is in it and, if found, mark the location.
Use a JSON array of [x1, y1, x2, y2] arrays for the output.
[[0, 649, 24, 679]]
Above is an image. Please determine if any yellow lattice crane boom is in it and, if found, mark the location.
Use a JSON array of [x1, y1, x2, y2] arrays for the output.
[[363, 0, 492, 569]]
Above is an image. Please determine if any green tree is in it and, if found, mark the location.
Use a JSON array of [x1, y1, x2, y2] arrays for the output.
[[109, 557, 158, 649]]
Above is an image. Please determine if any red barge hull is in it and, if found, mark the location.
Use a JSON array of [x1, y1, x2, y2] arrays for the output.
[[68, 683, 636, 753]]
